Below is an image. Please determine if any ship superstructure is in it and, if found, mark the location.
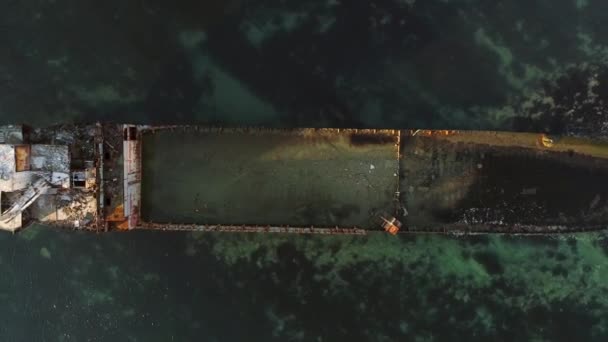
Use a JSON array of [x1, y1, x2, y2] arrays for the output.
[[0, 125, 98, 232]]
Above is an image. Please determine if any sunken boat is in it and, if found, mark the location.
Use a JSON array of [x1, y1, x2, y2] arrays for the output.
[[1, 123, 607, 235]]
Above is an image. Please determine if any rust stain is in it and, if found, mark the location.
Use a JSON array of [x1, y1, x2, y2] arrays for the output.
[[138, 221, 368, 235], [411, 129, 458, 137], [106, 204, 125, 221], [106, 204, 130, 230], [349, 132, 397, 146], [381, 216, 402, 235], [116, 220, 130, 230], [539, 134, 554, 147], [15, 145, 30, 172]]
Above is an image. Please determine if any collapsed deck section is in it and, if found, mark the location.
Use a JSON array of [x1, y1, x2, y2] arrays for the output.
[[0, 124, 99, 232], [140, 128, 400, 229]]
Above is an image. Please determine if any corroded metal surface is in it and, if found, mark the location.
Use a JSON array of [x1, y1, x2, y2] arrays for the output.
[[100, 124, 126, 230], [138, 222, 367, 235], [0, 124, 100, 232], [123, 125, 142, 229]]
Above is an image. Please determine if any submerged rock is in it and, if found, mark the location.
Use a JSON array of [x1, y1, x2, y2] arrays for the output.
[[39, 247, 51, 259]]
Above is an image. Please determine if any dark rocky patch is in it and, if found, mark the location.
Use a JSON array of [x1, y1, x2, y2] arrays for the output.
[[473, 251, 504, 275]]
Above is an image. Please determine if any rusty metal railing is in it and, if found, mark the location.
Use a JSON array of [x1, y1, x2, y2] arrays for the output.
[[137, 222, 367, 235]]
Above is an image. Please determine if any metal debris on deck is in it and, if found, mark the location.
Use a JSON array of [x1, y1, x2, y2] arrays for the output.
[[381, 216, 402, 235], [0, 125, 98, 232]]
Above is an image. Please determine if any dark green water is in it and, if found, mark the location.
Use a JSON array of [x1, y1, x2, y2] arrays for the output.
[[4, 227, 608, 341], [3, 0, 608, 341]]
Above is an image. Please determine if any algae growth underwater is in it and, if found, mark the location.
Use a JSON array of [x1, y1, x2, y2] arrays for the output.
[[3, 0, 608, 340], [3, 228, 608, 341]]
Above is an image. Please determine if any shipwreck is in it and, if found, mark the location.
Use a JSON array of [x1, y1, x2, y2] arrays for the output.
[[1, 123, 608, 235]]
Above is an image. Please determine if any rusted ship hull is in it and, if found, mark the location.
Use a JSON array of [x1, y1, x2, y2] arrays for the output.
[[1, 124, 608, 235]]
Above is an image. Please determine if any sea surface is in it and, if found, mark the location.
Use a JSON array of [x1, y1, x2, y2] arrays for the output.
[[2, 1, 608, 341]]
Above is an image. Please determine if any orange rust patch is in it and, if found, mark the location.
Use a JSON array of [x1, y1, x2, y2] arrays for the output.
[[116, 220, 130, 230], [539, 134, 554, 148], [413, 130, 458, 137], [106, 204, 125, 221], [381, 216, 402, 235], [15, 145, 30, 172]]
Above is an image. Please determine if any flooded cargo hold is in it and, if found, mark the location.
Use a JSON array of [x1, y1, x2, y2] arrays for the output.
[[400, 130, 608, 233], [140, 128, 400, 229], [2, 124, 608, 235]]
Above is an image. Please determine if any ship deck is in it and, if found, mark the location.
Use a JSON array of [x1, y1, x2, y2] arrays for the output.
[[400, 131, 608, 233], [140, 128, 400, 229]]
